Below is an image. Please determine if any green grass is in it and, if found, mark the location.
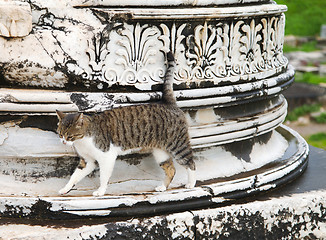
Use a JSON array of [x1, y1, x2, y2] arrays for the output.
[[307, 132, 326, 149], [286, 103, 322, 121], [313, 112, 326, 123], [283, 41, 319, 53], [276, 0, 326, 36], [295, 72, 326, 85]]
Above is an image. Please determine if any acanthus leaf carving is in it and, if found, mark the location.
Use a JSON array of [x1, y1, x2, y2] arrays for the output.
[[104, 23, 165, 88], [185, 22, 222, 81], [86, 32, 109, 82], [159, 23, 187, 81], [64, 15, 288, 89], [240, 19, 263, 74]]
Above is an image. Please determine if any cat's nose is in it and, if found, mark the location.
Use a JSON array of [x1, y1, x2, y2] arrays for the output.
[[61, 138, 67, 145]]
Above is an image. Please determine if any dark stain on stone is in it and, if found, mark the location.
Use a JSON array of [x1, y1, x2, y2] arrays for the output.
[[19, 115, 58, 132], [223, 132, 272, 162], [29, 200, 53, 219], [103, 219, 174, 240], [194, 210, 266, 240], [70, 93, 91, 111]]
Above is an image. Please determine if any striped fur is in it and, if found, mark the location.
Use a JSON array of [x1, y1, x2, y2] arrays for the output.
[[161, 51, 177, 105], [56, 52, 196, 196]]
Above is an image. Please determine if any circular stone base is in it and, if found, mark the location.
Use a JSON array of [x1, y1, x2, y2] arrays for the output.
[[0, 125, 308, 219]]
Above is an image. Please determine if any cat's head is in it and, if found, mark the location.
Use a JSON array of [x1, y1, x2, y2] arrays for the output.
[[56, 110, 86, 144]]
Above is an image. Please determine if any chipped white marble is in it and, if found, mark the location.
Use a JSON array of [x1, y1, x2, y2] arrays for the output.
[[1, 190, 325, 239]]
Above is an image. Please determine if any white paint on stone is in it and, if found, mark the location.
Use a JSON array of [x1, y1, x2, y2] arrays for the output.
[[0, 124, 9, 145], [96, 4, 287, 19]]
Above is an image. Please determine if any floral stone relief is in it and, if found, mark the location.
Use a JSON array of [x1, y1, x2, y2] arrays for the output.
[[0, 5, 287, 91]]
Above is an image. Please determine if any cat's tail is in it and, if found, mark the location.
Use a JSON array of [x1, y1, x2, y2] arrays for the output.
[[162, 52, 177, 105]]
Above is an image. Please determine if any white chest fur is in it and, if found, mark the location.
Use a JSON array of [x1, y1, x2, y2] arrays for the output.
[[72, 137, 141, 159], [73, 137, 115, 161]]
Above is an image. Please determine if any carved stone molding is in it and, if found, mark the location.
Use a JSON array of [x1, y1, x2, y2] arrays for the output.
[[66, 13, 287, 90], [0, 2, 287, 91]]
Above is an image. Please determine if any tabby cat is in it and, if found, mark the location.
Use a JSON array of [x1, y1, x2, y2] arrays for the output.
[[56, 52, 196, 197]]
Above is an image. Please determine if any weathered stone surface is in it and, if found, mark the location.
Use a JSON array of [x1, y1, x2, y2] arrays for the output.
[[1, 190, 326, 239], [0, 0, 288, 90], [0, 0, 32, 37]]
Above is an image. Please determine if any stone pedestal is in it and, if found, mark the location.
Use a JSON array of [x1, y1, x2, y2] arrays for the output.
[[0, 0, 309, 229], [1, 146, 324, 240]]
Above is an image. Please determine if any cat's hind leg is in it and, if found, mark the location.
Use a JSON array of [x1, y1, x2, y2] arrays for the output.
[[185, 167, 196, 189], [152, 148, 176, 192], [171, 146, 196, 189], [59, 158, 96, 195]]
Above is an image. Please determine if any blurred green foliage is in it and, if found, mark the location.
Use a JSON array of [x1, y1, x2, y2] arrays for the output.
[[283, 41, 319, 52], [286, 103, 321, 121], [276, 0, 326, 36], [307, 132, 326, 149], [313, 112, 326, 123], [295, 72, 326, 85]]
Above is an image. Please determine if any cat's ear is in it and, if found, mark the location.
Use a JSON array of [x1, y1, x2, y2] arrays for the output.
[[56, 110, 65, 121], [75, 113, 84, 128]]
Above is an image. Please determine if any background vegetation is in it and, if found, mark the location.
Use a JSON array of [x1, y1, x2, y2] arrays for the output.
[[276, 0, 326, 36], [276, 0, 326, 149], [286, 104, 321, 122], [283, 41, 318, 53], [295, 72, 326, 85], [307, 133, 326, 149]]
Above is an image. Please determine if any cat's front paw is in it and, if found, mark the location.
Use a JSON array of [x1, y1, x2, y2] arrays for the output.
[[185, 182, 196, 189], [59, 187, 70, 195], [59, 184, 75, 195], [93, 189, 106, 197], [155, 184, 167, 192]]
